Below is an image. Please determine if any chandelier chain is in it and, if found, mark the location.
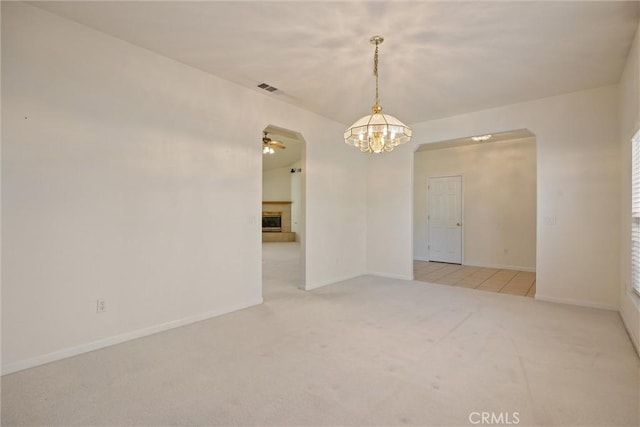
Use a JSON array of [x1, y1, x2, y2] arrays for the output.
[[373, 43, 379, 106]]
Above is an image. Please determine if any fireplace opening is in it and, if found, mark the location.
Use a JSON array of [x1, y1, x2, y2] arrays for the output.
[[262, 211, 282, 232]]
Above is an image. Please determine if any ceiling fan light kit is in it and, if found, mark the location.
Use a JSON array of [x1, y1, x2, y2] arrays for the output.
[[344, 35, 412, 154], [262, 131, 285, 155]]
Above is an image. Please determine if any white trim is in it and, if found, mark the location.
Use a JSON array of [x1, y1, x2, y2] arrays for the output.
[[620, 309, 640, 357], [414, 259, 536, 273], [625, 287, 640, 308], [305, 273, 363, 290], [534, 294, 617, 311], [2, 298, 263, 376], [464, 262, 536, 273], [367, 272, 414, 281], [620, 290, 640, 356]]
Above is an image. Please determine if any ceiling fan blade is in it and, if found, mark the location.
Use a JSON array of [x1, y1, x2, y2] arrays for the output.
[[262, 132, 286, 149]]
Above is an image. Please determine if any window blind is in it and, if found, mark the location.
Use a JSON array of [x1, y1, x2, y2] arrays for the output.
[[632, 130, 640, 295]]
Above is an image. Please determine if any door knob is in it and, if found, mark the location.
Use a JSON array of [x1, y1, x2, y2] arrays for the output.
[[456, 222, 461, 227]]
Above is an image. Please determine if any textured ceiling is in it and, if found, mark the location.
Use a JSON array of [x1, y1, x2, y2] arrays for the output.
[[32, 1, 639, 126]]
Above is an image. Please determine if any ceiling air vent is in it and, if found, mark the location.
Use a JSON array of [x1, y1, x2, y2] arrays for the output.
[[257, 82, 279, 92]]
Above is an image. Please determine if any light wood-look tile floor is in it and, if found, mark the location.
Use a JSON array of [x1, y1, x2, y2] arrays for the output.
[[414, 260, 536, 297]]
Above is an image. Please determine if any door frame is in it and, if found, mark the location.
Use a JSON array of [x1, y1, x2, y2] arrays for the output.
[[427, 175, 464, 264]]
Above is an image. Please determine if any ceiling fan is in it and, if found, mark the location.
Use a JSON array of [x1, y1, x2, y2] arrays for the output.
[[262, 131, 286, 155]]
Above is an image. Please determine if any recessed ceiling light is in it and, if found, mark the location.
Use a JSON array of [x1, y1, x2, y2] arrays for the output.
[[471, 134, 492, 142]]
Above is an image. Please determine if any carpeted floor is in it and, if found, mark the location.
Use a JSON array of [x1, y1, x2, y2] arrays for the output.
[[2, 242, 638, 426]]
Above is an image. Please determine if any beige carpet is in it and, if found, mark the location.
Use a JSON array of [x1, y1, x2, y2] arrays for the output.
[[2, 242, 638, 426]]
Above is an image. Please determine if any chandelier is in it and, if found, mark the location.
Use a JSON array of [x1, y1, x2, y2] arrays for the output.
[[344, 35, 412, 154]]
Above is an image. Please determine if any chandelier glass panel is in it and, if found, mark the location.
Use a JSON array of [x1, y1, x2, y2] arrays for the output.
[[344, 35, 412, 153]]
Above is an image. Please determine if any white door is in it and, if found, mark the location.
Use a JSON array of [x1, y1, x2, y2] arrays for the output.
[[428, 176, 462, 264]]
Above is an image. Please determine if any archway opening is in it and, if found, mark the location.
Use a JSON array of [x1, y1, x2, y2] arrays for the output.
[[261, 125, 306, 297], [412, 129, 538, 297]]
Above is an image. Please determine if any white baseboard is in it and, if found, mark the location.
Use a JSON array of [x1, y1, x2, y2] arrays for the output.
[[413, 259, 536, 273], [306, 272, 414, 290], [534, 294, 618, 311], [305, 273, 363, 290], [2, 298, 263, 376], [619, 292, 640, 356], [620, 310, 640, 357], [464, 262, 536, 273], [367, 271, 414, 281]]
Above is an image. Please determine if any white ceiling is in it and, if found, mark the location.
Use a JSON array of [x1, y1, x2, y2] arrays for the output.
[[32, 1, 639, 126], [416, 129, 535, 152]]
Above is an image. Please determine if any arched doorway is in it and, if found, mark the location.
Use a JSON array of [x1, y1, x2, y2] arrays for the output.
[[261, 125, 306, 297]]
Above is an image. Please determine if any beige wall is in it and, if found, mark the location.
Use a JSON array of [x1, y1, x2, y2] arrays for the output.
[[290, 160, 302, 235], [2, 3, 367, 374], [619, 22, 640, 353], [367, 85, 620, 309], [262, 161, 302, 236], [262, 166, 291, 201], [414, 138, 536, 271]]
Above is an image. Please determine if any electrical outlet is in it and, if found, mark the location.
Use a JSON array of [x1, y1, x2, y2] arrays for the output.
[[96, 299, 106, 314]]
